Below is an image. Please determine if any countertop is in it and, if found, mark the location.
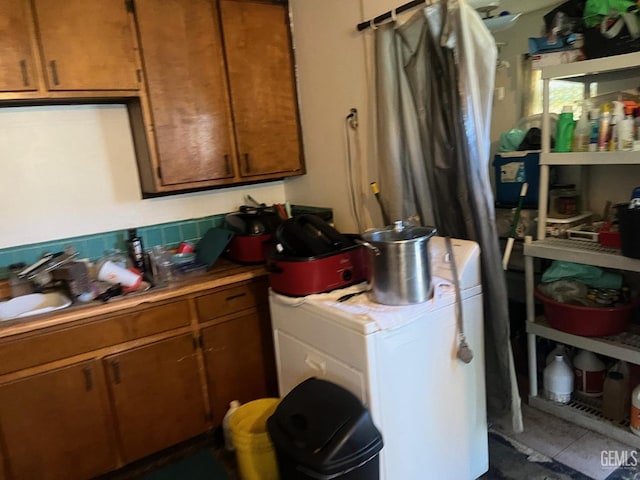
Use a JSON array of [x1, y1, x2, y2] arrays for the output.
[[0, 259, 268, 339]]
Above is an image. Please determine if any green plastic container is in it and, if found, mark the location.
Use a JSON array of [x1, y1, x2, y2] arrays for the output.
[[555, 106, 576, 152]]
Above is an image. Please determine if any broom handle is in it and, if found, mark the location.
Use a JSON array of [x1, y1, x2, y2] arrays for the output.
[[502, 182, 528, 271]]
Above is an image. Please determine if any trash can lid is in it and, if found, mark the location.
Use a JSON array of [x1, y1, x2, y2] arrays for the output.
[[267, 378, 383, 476]]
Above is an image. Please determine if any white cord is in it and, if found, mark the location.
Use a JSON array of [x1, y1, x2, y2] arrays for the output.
[[344, 109, 363, 232]]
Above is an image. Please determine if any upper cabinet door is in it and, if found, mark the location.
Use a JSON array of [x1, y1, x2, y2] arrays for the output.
[[220, 0, 304, 178], [32, 0, 139, 90], [134, 0, 237, 186], [0, 0, 40, 92]]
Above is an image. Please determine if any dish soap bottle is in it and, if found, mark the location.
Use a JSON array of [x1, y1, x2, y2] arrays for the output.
[[127, 228, 145, 274]]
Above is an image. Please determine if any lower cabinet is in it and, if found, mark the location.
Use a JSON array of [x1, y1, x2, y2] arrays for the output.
[[105, 334, 208, 464], [0, 360, 118, 480], [0, 274, 276, 479], [201, 306, 277, 425]]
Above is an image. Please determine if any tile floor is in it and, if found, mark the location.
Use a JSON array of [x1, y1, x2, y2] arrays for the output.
[[492, 403, 640, 480]]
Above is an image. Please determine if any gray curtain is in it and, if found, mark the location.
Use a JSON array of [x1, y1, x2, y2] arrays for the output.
[[374, 0, 522, 431]]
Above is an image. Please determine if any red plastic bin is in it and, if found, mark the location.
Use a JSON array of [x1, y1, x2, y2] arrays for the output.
[[535, 289, 635, 337]]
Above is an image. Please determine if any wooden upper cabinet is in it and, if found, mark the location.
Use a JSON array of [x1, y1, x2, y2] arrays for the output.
[[220, 0, 304, 178], [31, 0, 139, 91], [0, 0, 40, 92], [0, 360, 118, 480], [134, 0, 237, 186]]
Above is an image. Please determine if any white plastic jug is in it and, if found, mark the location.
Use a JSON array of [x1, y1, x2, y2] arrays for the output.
[[573, 349, 606, 397], [544, 354, 574, 404]]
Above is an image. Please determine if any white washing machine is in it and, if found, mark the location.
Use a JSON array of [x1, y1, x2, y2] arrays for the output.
[[268, 236, 488, 480]]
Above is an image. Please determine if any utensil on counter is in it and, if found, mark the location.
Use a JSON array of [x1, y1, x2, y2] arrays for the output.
[[502, 182, 528, 271]]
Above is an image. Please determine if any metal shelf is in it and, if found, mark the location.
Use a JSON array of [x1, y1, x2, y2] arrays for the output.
[[524, 238, 640, 272], [528, 395, 640, 448], [526, 317, 640, 365], [541, 151, 640, 166], [541, 51, 640, 82]]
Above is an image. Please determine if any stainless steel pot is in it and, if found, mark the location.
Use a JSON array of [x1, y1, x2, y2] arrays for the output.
[[361, 221, 437, 305]]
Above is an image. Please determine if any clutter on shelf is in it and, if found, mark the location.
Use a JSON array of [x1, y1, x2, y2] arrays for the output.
[[529, 0, 640, 63]]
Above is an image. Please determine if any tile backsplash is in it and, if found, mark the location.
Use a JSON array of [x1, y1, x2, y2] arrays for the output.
[[0, 214, 226, 280]]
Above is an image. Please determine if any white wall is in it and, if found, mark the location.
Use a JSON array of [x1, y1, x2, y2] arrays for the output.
[[0, 104, 285, 249]]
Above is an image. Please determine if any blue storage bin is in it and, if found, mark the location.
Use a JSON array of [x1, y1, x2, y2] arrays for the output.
[[493, 151, 540, 207]]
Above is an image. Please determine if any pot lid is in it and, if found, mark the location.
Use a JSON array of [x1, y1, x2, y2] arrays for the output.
[[362, 221, 437, 243]]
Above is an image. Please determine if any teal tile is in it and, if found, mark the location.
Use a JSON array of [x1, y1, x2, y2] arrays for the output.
[[85, 236, 108, 261], [197, 219, 215, 237], [211, 215, 226, 227], [0, 251, 12, 270], [162, 225, 180, 246], [180, 222, 198, 242], [142, 227, 163, 249]]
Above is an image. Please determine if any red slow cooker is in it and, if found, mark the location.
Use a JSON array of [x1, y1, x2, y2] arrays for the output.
[[267, 215, 368, 296], [224, 206, 282, 263]]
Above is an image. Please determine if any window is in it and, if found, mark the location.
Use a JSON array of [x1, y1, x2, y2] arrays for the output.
[[527, 68, 597, 119]]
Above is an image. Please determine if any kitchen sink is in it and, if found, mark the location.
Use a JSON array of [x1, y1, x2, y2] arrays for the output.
[[0, 292, 72, 321]]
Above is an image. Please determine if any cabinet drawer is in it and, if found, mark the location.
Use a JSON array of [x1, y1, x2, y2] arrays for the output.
[[0, 299, 190, 375], [195, 278, 268, 323]]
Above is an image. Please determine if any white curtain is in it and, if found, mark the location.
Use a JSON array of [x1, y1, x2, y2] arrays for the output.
[[373, 0, 522, 432]]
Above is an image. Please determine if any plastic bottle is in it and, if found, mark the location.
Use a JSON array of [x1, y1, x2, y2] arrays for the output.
[[545, 343, 571, 366], [126, 228, 146, 273], [610, 100, 625, 151], [588, 108, 600, 152], [555, 105, 576, 152], [633, 107, 640, 151], [573, 349, 606, 397], [598, 103, 611, 152], [572, 109, 590, 152], [632, 384, 640, 436], [618, 103, 635, 151], [603, 371, 630, 422], [544, 354, 574, 404], [222, 400, 241, 451]]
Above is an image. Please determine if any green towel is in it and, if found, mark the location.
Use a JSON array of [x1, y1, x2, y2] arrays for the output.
[[141, 450, 229, 480], [541, 260, 623, 289]]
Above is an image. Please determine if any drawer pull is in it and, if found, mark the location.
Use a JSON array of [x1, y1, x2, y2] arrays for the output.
[[111, 360, 121, 384], [225, 292, 247, 301], [82, 366, 93, 392], [304, 355, 326, 375]]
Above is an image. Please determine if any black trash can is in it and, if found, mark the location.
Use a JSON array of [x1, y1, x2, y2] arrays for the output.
[[267, 378, 383, 480]]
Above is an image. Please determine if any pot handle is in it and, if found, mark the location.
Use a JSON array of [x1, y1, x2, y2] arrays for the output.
[[356, 239, 381, 256]]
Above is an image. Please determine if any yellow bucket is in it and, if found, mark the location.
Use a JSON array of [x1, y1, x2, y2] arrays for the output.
[[229, 398, 280, 480]]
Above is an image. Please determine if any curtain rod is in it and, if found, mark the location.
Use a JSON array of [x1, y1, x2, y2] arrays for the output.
[[356, 0, 428, 31]]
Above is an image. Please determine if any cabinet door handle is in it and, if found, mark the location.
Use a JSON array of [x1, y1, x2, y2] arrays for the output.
[[243, 153, 250, 173], [224, 154, 231, 175], [19, 59, 29, 87], [82, 366, 93, 392], [111, 360, 121, 384], [49, 60, 59, 86]]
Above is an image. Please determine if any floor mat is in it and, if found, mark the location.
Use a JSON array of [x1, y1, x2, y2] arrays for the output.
[[140, 449, 229, 480], [482, 431, 594, 479]]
